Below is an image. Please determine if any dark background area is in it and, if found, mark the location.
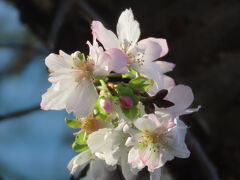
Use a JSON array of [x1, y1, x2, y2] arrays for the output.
[[0, 0, 240, 179]]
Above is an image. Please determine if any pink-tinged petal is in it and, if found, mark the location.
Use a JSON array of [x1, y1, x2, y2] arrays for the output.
[[162, 75, 175, 91], [134, 114, 160, 132], [149, 38, 169, 58], [167, 85, 194, 115], [139, 146, 152, 164], [128, 147, 145, 169], [100, 98, 114, 113], [66, 80, 98, 118], [138, 38, 162, 62], [117, 8, 140, 49], [161, 119, 176, 130], [91, 21, 120, 50], [154, 61, 175, 73], [45, 50, 73, 72], [146, 150, 161, 172], [150, 167, 161, 180], [105, 48, 128, 74]]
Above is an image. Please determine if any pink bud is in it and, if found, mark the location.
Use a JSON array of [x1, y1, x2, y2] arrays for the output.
[[120, 96, 133, 108], [100, 98, 114, 113]]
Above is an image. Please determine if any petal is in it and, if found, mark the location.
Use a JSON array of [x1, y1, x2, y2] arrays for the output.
[[139, 146, 152, 164], [167, 85, 194, 116], [90, 158, 112, 180], [173, 143, 190, 158], [150, 167, 161, 180], [67, 149, 92, 174], [137, 38, 168, 62], [154, 61, 175, 73], [87, 128, 120, 166], [117, 9, 140, 49], [87, 128, 111, 153], [134, 114, 160, 132], [105, 48, 128, 74], [45, 50, 73, 72], [91, 21, 120, 50], [40, 82, 77, 110], [147, 38, 169, 58], [66, 80, 98, 118], [182, 105, 201, 115], [120, 148, 138, 180], [128, 147, 145, 169], [138, 39, 162, 62], [148, 75, 175, 96], [94, 52, 110, 76]]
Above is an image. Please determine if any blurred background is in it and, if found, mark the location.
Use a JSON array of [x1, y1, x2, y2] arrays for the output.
[[0, 0, 239, 179]]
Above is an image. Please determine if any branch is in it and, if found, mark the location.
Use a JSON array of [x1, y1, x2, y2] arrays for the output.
[[0, 0, 76, 122], [0, 42, 47, 55], [47, 0, 76, 51], [0, 105, 40, 122], [186, 131, 220, 180], [77, 0, 106, 25]]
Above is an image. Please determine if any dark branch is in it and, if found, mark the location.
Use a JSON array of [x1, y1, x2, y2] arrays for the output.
[[47, 0, 76, 51], [187, 131, 220, 180], [0, 105, 40, 122], [0, 0, 76, 122], [77, 0, 106, 25], [0, 42, 47, 55]]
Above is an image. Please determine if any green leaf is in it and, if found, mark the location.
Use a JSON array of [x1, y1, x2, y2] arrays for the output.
[[65, 118, 82, 129], [121, 106, 138, 120], [129, 77, 150, 93], [76, 130, 87, 144], [72, 142, 89, 152], [130, 77, 148, 86], [72, 131, 89, 152]]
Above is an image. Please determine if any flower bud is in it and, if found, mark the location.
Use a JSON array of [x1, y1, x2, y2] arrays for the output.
[[120, 96, 133, 108], [100, 98, 114, 113]]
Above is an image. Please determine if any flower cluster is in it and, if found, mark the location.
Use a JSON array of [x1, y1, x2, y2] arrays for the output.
[[41, 9, 200, 180]]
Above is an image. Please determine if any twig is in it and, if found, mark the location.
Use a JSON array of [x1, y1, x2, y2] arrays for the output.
[[47, 0, 76, 51], [0, 0, 76, 122], [0, 42, 47, 55], [0, 105, 40, 122], [186, 131, 220, 180], [77, 0, 106, 25]]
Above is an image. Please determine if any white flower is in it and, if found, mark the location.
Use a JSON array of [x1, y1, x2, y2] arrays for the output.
[[91, 9, 175, 92], [41, 40, 127, 118], [87, 122, 138, 180], [124, 111, 190, 175], [68, 149, 92, 174]]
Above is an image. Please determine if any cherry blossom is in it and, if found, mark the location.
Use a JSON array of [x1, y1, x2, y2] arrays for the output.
[[41, 40, 127, 118], [124, 112, 190, 179], [91, 9, 175, 91]]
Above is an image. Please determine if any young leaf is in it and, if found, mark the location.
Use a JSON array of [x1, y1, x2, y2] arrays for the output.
[[72, 130, 89, 152], [65, 117, 82, 129]]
